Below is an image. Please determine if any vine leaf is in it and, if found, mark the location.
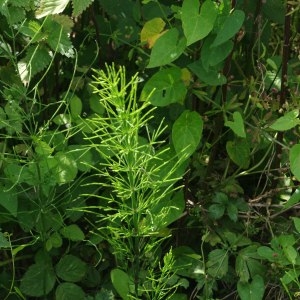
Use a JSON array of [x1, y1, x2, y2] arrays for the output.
[[147, 28, 186, 68], [140, 17, 166, 48], [141, 67, 187, 106], [212, 10, 245, 47], [172, 110, 203, 160], [237, 275, 265, 300], [225, 111, 246, 138], [226, 139, 250, 169], [182, 0, 217, 46], [269, 109, 300, 131]]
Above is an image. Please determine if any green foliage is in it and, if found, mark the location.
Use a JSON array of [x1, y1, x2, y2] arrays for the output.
[[0, 0, 299, 299]]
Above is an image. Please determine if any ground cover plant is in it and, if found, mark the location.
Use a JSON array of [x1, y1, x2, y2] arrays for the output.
[[0, 0, 300, 299]]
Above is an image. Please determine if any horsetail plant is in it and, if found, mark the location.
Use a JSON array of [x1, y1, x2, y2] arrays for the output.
[[82, 64, 188, 299]]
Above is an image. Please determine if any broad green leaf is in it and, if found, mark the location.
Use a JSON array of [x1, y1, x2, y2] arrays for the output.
[[69, 95, 82, 118], [225, 112, 246, 138], [111, 268, 131, 300], [283, 245, 297, 264], [227, 202, 238, 222], [72, 0, 94, 16], [172, 110, 203, 159], [289, 144, 300, 181], [269, 109, 300, 131], [236, 245, 264, 282], [60, 224, 85, 241], [36, 0, 70, 18], [226, 139, 250, 169], [188, 59, 227, 86], [182, 0, 217, 46], [140, 17, 166, 48], [147, 28, 186, 68], [20, 263, 56, 297], [54, 152, 78, 183], [207, 249, 228, 278], [212, 10, 245, 47], [237, 275, 265, 300], [56, 255, 87, 282], [0, 187, 18, 217], [141, 67, 187, 106], [257, 246, 278, 262], [208, 203, 225, 220], [55, 283, 85, 300], [292, 217, 300, 233], [201, 37, 233, 71], [262, 0, 285, 24]]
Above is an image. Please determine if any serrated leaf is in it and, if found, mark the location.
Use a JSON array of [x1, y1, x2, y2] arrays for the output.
[[44, 18, 74, 57], [140, 17, 166, 48], [60, 224, 85, 241], [212, 10, 245, 47], [227, 202, 238, 222], [182, 0, 217, 46], [226, 139, 250, 169], [172, 110, 203, 160], [18, 45, 52, 84], [20, 263, 56, 297], [147, 28, 186, 68], [56, 283, 85, 300], [72, 0, 94, 17], [269, 109, 300, 131], [225, 111, 246, 138], [289, 144, 300, 181], [36, 0, 70, 19], [237, 275, 265, 300], [141, 67, 187, 106], [56, 255, 87, 282]]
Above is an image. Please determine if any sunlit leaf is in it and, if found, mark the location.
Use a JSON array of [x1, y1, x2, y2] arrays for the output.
[[141, 67, 187, 106], [147, 28, 186, 68]]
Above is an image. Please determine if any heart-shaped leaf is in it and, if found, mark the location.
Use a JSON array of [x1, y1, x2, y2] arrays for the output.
[[182, 0, 217, 46], [225, 111, 246, 138], [237, 275, 265, 300]]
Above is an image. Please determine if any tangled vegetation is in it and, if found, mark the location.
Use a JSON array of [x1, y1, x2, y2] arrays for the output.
[[0, 0, 300, 299]]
